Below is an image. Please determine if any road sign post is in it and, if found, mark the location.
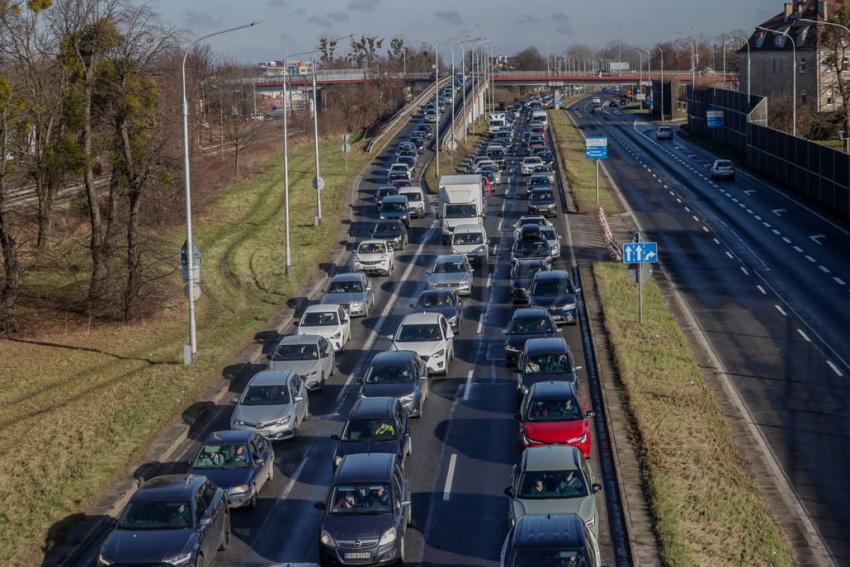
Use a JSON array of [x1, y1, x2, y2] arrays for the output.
[[585, 137, 608, 207], [342, 133, 351, 172], [623, 236, 658, 324]]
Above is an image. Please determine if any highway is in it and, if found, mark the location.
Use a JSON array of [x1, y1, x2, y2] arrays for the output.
[[76, 85, 630, 566], [572, 97, 850, 564]]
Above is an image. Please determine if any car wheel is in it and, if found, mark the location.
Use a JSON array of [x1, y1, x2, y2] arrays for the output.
[[268, 462, 275, 482], [417, 400, 425, 419], [319, 372, 326, 392], [407, 436, 413, 457], [399, 535, 407, 563], [248, 485, 258, 509], [219, 514, 231, 550]]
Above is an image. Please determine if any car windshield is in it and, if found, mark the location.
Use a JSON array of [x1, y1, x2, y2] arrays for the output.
[[525, 351, 573, 375], [541, 228, 558, 242], [364, 362, 415, 384], [273, 343, 318, 361], [416, 292, 456, 307], [510, 548, 591, 567], [391, 165, 408, 172], [453, 232, 484, 245], [716, 160, 732, 167], [401, 192, 422, 202], [531, 190, 554, 202], [526, 395, 582, 421], [532, 278, 570, 296], [510, 316, 553, 335], [118, 500, 193, 530], [374, 223, 401, 235], [445, 204, 477, 218], [382, 202, 407, 212], [330, 483, 393, 514], [328, 280, 364, 294], [192, 443, 252, 470], [531, 176, 550, 185], [518, 470, 588, 500], [525, 158, 542, 165], [241, 384, 290, 406], [397, 324, 441, 342], [341, 418, 399, 441], [433, 259, 467, 273], [302, 312, 339, 326], [514, 239, 549, 257], [359, 243, 387, 254]]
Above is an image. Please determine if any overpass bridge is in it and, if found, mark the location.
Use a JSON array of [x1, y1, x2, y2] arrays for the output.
[[492, 70, 738, 87]]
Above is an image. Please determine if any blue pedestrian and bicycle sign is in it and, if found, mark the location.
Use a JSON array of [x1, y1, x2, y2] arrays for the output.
[[707, 110, 724, 129], [585, 137, 608, 160], [622, 242, 658, 263]]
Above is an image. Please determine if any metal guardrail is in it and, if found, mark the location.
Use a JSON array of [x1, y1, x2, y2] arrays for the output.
[[364, 77, 448, 154], [599, 207, 622, 261]]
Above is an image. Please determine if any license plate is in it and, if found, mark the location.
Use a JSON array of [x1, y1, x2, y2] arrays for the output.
[[344, 552, 371, 559]]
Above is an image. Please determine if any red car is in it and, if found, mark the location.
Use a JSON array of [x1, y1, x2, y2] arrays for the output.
[[516, 381, 594, 458]]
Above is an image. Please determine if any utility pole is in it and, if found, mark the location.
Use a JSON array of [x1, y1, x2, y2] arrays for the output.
[[311, 58, 322, 224]]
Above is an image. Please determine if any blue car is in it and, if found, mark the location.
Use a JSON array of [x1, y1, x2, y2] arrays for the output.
[[98, 474, 230, 567], [189, 430, 275, 509]]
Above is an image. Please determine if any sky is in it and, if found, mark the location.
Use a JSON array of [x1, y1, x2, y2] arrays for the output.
[[147, 0, 782, 63]]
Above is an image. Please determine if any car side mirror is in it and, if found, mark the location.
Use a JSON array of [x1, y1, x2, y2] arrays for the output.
[[292, 320, 299, 326], [330, 434, 340, 441], [400, 499, 411, 507], [592, 483, 602, 493], [294, 395, 305, 402], [585, 410, 596, 418], [385, 334, 394, 341], [504, 487, 515, 497], [199, 516, 213, 528], [446, 328, 454, 339], [409, 303, 415, 308], [314, 502, 326, 510], [322, 351, 330, 358], [231, 396, 239, 404], [426, 270, 431, 275], [341, 317, 349, 324], [255, 458, 265, 466], [575, 365, 583, 371]]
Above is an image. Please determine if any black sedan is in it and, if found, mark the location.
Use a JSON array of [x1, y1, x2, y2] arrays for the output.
[[409, 288, 463, 333], [331, 396, 412, 469], [371, 220, 408, 251], [98, 474, 230, 567], [510, 259, 550, 304], [528, 270, 578, 325], [503, 308, 560, 367]]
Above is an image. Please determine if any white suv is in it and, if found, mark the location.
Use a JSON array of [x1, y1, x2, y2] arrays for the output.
[[354, 239, 395, 276], [450, 224, 488, 267], [521, 156, 543, 175], [399, 187, 427, 218], [389, 312, 455, 375]]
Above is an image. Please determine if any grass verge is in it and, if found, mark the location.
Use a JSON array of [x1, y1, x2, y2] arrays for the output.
[[592, 262, 792, 567], [548, 108, 619, 214], [0, 130, 378, 565]]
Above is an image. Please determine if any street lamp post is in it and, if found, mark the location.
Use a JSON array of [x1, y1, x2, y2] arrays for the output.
[[282, 55, 291, 275], [180, 20, 260, 363], [757, 25, 797, 136], [656, 46, 665, 121]]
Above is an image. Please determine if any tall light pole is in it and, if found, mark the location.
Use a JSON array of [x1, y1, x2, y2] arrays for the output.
[[282, 51, 291, 275], [180, 20, 260, 363], [722, 38, 734, 87], [757, 25, 797, 136], [801, 17, 850, 152], [545, 25, 550, 75], [656, 45, 665, 121]]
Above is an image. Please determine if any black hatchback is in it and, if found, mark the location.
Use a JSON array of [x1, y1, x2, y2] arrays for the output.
[[317, 453, 411, 565], [504, 308, 559, 367], [371, 220, 408, 251], [528, 270, 578, 325], [98, 474, 230, 567], [510, 260, 550, 304], [499, 513, 601, 566], [331, 397, 412, 470]]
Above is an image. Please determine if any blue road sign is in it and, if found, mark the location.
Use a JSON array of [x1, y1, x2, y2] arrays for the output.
[[622, 242, 658, 263], [707, 109, 724, 129], [585, 137, 608, 160]]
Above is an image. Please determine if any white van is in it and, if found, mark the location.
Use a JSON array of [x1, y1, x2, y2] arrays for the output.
[[531, 109, 548, 129], [399, 186, 427, 218], [450, 223, 488, 266]]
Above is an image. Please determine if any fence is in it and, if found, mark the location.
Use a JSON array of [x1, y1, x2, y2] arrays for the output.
[[686, 86, 850, 220]]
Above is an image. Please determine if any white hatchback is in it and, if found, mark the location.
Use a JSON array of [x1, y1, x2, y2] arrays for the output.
[[354, 240, 395, 276], [389, 312, 455, 375], [297, 304, 351, 352]]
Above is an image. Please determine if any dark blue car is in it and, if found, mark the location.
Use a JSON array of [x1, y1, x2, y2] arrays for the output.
[[98, 474, 230, 567], [189, 430, 275, 509], [331, 396, 412, 470], [409, 288, 463, 333]]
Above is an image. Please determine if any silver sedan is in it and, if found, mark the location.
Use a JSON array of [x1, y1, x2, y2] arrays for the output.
[[269, 334, 336, 392]]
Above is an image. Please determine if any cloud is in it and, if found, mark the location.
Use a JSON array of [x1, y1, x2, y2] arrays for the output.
[[551, 12, 569, 23], [518, 14, 541, 24], [434, 10, 464, 26], [266, 0, 289, 7], [327, 10, 350, 22], [306, 14, 333, 28], [181, 10, 224, 30], [347, 0, 381, 11]]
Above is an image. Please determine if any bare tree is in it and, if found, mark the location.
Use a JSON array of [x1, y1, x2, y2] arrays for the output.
[[817, 4, 850, 152]]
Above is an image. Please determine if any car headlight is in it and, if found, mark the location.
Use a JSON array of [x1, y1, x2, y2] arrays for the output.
[[320, 529, 336, 547], [564, 303, 576, 310], [505, 344, 520, 352], [271, 415, 292, 426], [585, 517, 595, 528], [350, 301, 364, 311], [305, 370, 319, 377], [334, 455, 342, 467], [380, 214, 386, 219], [332, 331, 342, 339], [228, 484, 250, 495], [448, 315, 458, 326], [567, 433, 587, 444], [432, 349, 445, 359], [521, 431, 532, 445], [97, 553, 114, 567], [399, 393, 416, 403], [378, 527, 397, 546], [232, 419, 247, 427], [164, 552, 194, 566]]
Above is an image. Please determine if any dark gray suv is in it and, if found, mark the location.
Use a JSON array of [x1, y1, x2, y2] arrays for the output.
[[317, 453, 411, 565]]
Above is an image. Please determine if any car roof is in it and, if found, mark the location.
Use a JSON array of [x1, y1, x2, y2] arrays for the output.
[[521, 445, 583, 472], [248, 369, 295, 386], [303, 303, 341, 314], [435, 254, 466, 263], [371, 350, 417, 366], [528, 379, 578, 399], [418, 288, 457, 299], [453, 224, 485, 234], [330, 273, 364, 283], [276, 334, 319, 346], [383, 195, 408, 203], [203, 430, 254, 444], [534, 270, 569, 281], [525, 337, 569, 354], [398, 186, 423, 194], [401, 311, 443, 325], [511, 513, 587, 550], [350, 396, 397, 419], [530, 187, 553, 193], [136, 474, 204, 501], [336, 452, 395, 483], [513, 307, 550, 320]]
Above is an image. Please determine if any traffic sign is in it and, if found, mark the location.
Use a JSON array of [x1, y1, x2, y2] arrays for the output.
[[623, 242, 658, 263], [312, 176, 325, 191], [183, 282, 202, 301], [707, 110, 724, 129], [629, 263, 652, 283], [341, 143, 352, 153], [585, 137, 608, 160], [179, 240, 202, 284], [342, 132, 350, 143], [446, 138, 458, 152]]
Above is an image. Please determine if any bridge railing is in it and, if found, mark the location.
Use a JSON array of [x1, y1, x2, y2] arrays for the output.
[[365, 76, 448, 153]]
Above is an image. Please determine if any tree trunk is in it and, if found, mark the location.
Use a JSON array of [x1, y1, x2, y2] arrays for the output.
[[34, 168, 55, 249], [120, 122, 142, 321], [0, 123, 19, 334], [83, 71, 106, 305]]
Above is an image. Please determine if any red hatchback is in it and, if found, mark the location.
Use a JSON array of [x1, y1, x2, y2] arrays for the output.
[[517, 381, 594, 459]]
